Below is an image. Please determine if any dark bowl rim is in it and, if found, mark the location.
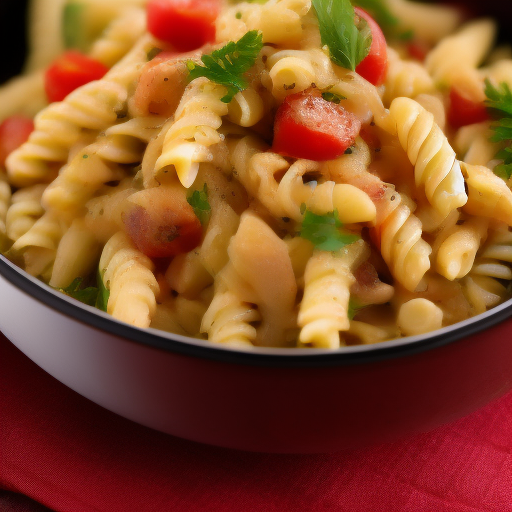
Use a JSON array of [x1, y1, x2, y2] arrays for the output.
[[1, 254, 512, 367]]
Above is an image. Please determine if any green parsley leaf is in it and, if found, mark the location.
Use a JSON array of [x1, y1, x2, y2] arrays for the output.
[[61, 278, 101, 308], [485, 79, 512, 180], [187, 30, 263, 103], [312, 0, 372, 71], [353, 0, 397, 33], [96, 269, 110, 312], [59, 270, 110, 312], [300, 209, 360, 251], [187, 184, 211, 225]]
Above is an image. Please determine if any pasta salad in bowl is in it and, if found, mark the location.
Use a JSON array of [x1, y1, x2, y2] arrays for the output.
[[0, 0, 511, 452]]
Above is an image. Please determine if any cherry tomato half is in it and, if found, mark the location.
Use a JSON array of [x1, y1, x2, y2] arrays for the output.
[[0, 116, 34, 168], [272, 92, 361, 161], [45, 51, 109, 103]]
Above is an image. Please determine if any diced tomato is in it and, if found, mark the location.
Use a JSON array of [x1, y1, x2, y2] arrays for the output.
[[354, 8, 388, 86], [407, 40, 430, 62], [123, 186, 202, 259], [45, 51, 110, 103], [146, 0, 220, 52], [448, 85, 489, 128], [272, 92, 361, 161], [0, 116, 35, 168]]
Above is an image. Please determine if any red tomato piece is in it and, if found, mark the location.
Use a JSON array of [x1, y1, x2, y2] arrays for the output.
[[272, 92, 361, 161], [354, 8, 388, 86], [448, 85, 490, 128], [147, 0, 219, 52], [123, 186, 202, 259], [0, 116, 35, 167], [406, 40, 430, 62], [44, 51, 109, 103]]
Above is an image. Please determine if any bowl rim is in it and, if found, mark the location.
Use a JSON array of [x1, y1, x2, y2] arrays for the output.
[[1, 254, 512, 367]]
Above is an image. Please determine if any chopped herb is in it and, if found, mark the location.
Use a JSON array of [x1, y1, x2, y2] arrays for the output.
[[485, 79, 512, 180], [187, 30, 263, 103], [187, 184, 211, 225], [300, 209, 360, 251], [312, 0, 372, 71], [322, 91, 346, 104], [147, 47, 163, 61], [235, 11, 242, 19], [59, 270, 109, 312], [348, 298, 365, 320]]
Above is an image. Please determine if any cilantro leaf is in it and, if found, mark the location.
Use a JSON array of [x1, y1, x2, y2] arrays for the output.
[[312, 0, 372, 71], [321, 91, 346, 104], [59, 270, 110, 312], [187, 30, 263, 103], [300, 209, 360, 251], [484, 79, 512, 180], [187, 184, 211, 225]]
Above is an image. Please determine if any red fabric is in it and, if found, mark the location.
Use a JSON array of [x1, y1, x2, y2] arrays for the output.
[[1, 332, 511, 512]]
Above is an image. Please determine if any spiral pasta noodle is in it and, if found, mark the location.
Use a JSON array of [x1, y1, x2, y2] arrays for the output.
[[99, 231, 160, 328], [389, 97, 468, 218]]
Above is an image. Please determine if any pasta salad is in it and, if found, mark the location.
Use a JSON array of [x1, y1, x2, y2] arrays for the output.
[[1, 0, 511, 348]]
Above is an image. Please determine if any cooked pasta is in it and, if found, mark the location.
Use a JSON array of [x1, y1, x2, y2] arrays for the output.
[[1, 0, 512, 349]]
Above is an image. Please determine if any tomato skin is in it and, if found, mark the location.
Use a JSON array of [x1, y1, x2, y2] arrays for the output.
[[0, 116, 35, 167], [448, 85, 490, 128], [123, 186, 202, 259], [354, 8, 388, 86], [272, 92, 361, 161], [147, 0, 219, 52], [45, 51, 109, 103]]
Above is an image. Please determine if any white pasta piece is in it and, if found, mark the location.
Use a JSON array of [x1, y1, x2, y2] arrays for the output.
[[390, 97, 467, 217], [434, 217, 488, 281], [397, 298, 444, 336], [454, 122, 497, 167], [100, 231, 160, 328], [49, 219, 101, 289], [383, 48, 435, 106], [216, 0, 311, 47], [460, 162, 512, 226], [0, 175, 11, 249], [5, 184, 46, 242], [463, 275, 509, 315], [425, 19, 497, 86], [298, 240, 368, 349], [472, 225, 512, 281], [155, 79, 229, 188], [387, 0, 463, 45], [89, 7, 147, 67], [0, 72, 46, 122], [6, 34, 154, 188], [325, 141, 432, 292], [42, 116, 165, 213], [227, 89, 265, 127], [201, 288, 259, 347]]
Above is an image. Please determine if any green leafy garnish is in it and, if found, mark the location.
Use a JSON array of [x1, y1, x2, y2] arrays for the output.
[[353, 0, 397, 33], [485, 79, 512, 180], [187, 184, 211, 225], [60, 270, 109, 312], [300, 209, 360, 251], [312, 0, 372, 71], [321, 91, 346, 104], [348, 298, 365, 320], [187, 30, 263, 103]]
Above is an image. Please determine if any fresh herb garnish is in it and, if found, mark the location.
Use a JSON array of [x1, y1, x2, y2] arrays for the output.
[[60, 270, 109, 312], [312, 0, 372, 71], [187, 184, 211, 225], [321, 91, 346, 104], [348, 298, 366, 320], [353, 0, 397, 34], [485, 79, 512, 180], [187, 30, 263, 103], [300, 209, 360, 251]]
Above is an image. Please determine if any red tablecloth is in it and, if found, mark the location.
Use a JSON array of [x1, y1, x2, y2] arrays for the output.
[[1, 332, 511, 512]]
